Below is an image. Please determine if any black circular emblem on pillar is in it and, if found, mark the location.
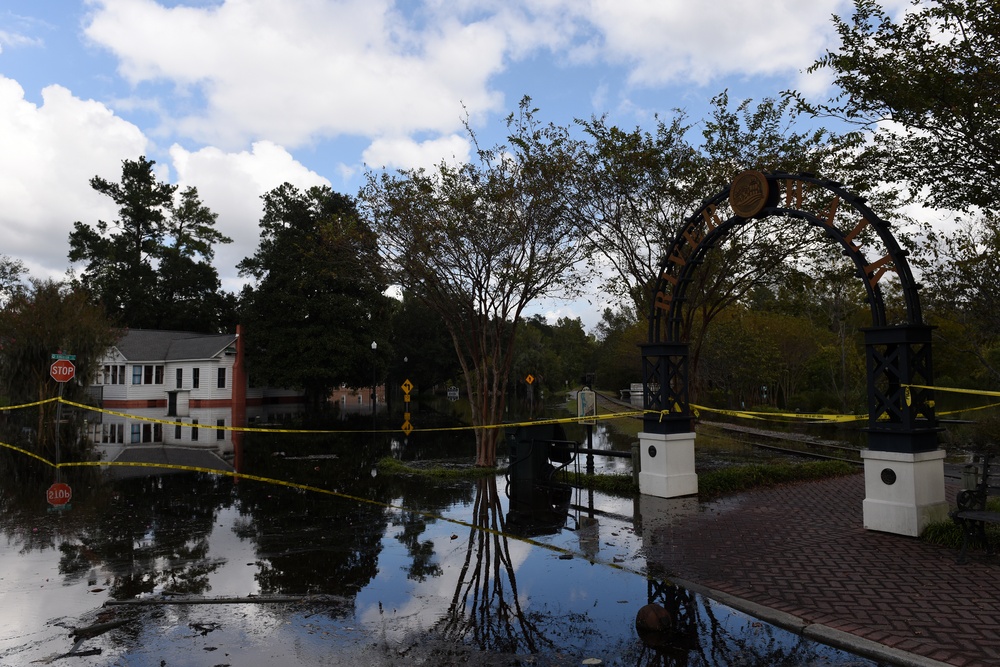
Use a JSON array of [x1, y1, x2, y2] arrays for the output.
[[881, 468, 897, 485], [648, 445, 657, 458]]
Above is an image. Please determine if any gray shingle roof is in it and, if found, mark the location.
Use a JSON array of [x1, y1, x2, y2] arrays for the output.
[[113, 329, 238, 362]]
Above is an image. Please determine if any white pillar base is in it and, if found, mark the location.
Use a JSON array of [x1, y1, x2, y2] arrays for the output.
[[638, 431, 698, 498], [861, 448, 949, 537]]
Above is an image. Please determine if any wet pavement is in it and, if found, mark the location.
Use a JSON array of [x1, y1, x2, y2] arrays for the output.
[[640, 473, 999, 667], [0, 420, 891, 667]]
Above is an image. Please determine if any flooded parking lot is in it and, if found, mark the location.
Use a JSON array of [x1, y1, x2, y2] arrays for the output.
[[0, 410, 881, 666]]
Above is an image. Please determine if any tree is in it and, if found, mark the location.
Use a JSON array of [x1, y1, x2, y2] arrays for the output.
[[361, 98, 583, 467], [69, 156, 174, 328], [156, 186, 235, 332], [574, 94, 861, 399], [797, 0, 999, 215], [69, 157, 233, 331], [388, 291, 463, 393], [238, 183, 391, 409], [592, 307, 645, 393], [0, 255, 27, 307], [573, 94, 853, 324], [919, 214, 1000, 384], [0, 279, 119, 457], [572, 113, 697, 318]]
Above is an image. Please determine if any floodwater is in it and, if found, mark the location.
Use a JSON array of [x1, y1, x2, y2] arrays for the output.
[[0, 405, 881, 666]]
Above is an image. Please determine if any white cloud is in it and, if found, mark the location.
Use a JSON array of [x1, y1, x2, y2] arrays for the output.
[[0, 76, 148, 279], [169, 141, 332, 291], [84, 0, 510, 149], [571, 0, 846, 87], [0, 28, 42, 52], [362, 134, 471, 172]]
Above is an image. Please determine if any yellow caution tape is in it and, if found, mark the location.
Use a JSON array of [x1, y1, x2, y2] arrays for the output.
[[0, 440, 655, 581], [688, 404, 866, 423], [2, 385, 996, 441], [905, 384, 1000, 399], [2, 397, 647, 436], [0, 397, 60, 411]]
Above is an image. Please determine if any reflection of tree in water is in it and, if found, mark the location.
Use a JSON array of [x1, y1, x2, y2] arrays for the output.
[[234, 485, 387, 597], [56, 473, 230, 599], [434, 477, 554, 656], [392, 510, 443, 582], [233, 430, 392, 598]]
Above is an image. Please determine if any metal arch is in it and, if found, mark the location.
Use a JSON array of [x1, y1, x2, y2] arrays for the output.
[[649, 172, 924, 345], [642, 171, 937, 449]]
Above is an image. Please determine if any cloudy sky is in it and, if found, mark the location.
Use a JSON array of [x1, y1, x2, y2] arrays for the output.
[[0, 0, 904, 329]]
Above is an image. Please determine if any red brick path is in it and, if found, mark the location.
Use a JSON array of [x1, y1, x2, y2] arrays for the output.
[[642, 474, 1000, 667]]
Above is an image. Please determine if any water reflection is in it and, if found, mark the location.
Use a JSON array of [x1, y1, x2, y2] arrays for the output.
[[57, 473, 230, 599], [0, 420, 881, 666], [436, 477, 543, 654]]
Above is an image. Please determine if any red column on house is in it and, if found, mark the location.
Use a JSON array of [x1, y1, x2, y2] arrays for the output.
[[231, 325, 248, 474]]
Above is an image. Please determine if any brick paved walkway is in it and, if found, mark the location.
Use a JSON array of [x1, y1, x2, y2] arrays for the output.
[[641, 474, 1000, 667]]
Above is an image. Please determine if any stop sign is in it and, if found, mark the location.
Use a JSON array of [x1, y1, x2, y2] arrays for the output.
[[47, 482, 72, 506], [50, 359, 75, 382]]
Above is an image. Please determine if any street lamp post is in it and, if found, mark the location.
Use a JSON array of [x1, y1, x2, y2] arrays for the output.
[[371, 341, 377, 416]]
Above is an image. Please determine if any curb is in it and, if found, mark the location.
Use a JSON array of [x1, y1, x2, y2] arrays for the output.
[[671, 577, 951, 667]]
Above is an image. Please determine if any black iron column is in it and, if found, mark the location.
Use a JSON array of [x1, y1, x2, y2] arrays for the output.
[[640, 341, 692, 435], [864, 325, 939, 453]]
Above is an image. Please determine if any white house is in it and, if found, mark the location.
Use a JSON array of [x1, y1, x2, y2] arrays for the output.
[[88, 327, 303, 457]]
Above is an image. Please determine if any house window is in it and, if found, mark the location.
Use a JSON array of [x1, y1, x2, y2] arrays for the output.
[[131, 424, 141, 443], [133, 365, 166, 385], [176, 368, 183, 389], [216, 419, 225, 440], [142, 424, 152, 443], [174, 424, 181, 440], [217, 368, 226, 389], [191, 419, 199, 442], [101, 365, 126, 385], [102, 424, 124, 444], [154, 424, 162, 442], [193, 368, 200, 388]]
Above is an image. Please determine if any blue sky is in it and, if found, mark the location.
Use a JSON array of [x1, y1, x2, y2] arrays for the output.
[[0, 0, 905, 331]]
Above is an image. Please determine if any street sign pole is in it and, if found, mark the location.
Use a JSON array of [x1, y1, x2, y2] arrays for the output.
[[49, 354, 76, 474]]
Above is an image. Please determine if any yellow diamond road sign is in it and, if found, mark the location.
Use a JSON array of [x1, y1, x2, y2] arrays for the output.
[[401, 421, 413, 436], [402, 379, 413, 394], [525, 374, 534, 384]]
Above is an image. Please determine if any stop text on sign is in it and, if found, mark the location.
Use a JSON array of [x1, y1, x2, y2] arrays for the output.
[[47, 482, 72, 506], [50, 359, 76, 382]]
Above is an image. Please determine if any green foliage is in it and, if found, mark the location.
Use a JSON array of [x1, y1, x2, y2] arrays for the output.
[[592, 308, 644, 392], [375, 457, 499, 479], [922, 498, 1000, 550], [156, 186, 235, 331], [239, 183, 391, 408], [919, 520, 966, 550], [361, 97, 584, 466], [388, 292, 461, 392], [554, 470, 637, 496], [0, 255, 27, 306], [68, 157, 233, 332], [0, 279, 119, 455], [800, 0, 1000, 215], [919, 216, 1000, 385], [511, 315, 597, 398]]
